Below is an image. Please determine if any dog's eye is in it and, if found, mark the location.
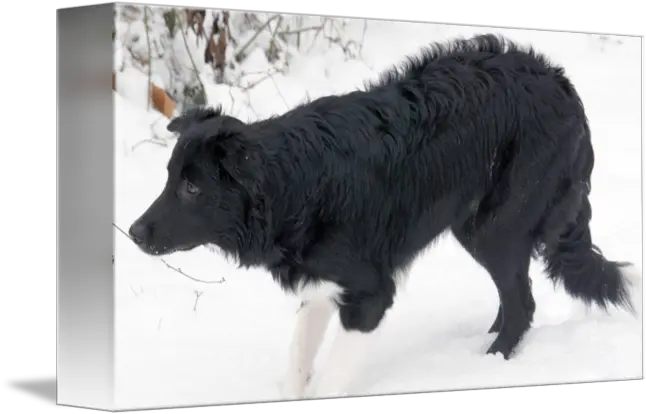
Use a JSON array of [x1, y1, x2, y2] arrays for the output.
[[185, 181, 200, 195]]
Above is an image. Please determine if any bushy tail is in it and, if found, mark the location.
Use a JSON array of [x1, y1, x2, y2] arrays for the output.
[[537, 123, 641, 316], [541, 196, 640, 315]]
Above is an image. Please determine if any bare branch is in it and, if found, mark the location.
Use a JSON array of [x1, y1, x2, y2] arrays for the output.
[[306, 18, 329, 54], [228, 87, 238, 116], [234, 14, 281, 62], [267, 15, 284, 62], [174, 9, 207, 101], [144, 6, 152, 110], [269, 73, 290, 110], [358, 20, 368, 57], [240, 70, 280, 91], [278, 25, 324, 37], [112, 222, 226, 285], [159, 258, 226, 285], [130, 138, 167, 152], [242, 89, 260, 118], [193, 290, 204, 311], [129, 285, 143, 297]]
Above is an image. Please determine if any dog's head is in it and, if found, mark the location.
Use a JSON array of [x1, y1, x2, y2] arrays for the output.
[[128, 106, 262, 256]]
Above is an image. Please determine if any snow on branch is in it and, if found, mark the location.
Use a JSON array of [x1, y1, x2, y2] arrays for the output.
[[113, 4, 370, 120]]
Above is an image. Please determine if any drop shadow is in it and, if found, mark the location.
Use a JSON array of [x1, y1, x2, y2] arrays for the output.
[[9, 378, 57, 403]]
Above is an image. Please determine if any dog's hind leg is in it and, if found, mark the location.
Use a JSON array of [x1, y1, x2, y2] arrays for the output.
[[452, 225, 535, 359], [281, 282, 339, 399], [488, 271, 535, 334]]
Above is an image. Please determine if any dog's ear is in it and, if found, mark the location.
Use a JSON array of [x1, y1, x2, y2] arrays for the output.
[[167, 105, 224, 134], [205, 126, 262, 193]]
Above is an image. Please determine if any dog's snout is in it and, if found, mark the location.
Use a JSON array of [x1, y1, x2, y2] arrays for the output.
[[128, 220, 148, 245]]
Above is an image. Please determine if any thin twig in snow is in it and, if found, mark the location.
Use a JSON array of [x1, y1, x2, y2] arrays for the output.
[[240, 70, 279, 91], [268, 73, 290, 110], [131, 138, 168, 152], [278, 25, 324, 36], [130, 285, 143, 297], [175, 9, 207, 99], [240, 69, 281, 77], [112, 222, 226, 285], [358, 20, 368, 57], [267, 15, 284, 62], [193, 290, 204, 311], [306, 18, 329, 54], [227, 87, 238, 116], [242, 89, 260, 119], [234, 15, 281, 62], [144, 6, 152, 110], [159, 257, 226, 285]]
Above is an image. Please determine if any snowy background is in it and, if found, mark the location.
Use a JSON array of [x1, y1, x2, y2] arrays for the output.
[[112, 4, 642, 411]]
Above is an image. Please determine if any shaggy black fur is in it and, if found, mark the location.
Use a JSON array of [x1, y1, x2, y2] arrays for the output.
[[129, 34, 636, 359]]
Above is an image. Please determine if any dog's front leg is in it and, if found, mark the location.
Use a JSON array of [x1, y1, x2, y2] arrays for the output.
[[281, 298, 336, 399], [307, 293, 390, 399], [306, 325, 374, 399]]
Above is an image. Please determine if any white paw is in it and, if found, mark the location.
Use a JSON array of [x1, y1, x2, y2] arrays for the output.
[[278, 372, 311, 400], [305, 377, 350, 400]]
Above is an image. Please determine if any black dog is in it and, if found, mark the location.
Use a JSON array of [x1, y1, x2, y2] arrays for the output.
[[129, 34, 640, 398]]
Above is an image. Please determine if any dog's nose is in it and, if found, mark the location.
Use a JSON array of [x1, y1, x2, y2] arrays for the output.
[[128, 221, 147, 245]]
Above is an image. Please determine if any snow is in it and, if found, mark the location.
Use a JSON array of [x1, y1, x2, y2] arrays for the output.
[[112, 16, 642, 411]]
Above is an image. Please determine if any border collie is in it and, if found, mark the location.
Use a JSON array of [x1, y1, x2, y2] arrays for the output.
[[128, 34, 642, 399]]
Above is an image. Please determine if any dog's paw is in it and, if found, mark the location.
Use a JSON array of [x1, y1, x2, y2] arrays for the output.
[[277, 374, 310, 400], [305, 378, 350, 400]]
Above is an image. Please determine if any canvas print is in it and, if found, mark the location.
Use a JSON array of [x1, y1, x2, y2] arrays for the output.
[[107, 2, 642, 410]]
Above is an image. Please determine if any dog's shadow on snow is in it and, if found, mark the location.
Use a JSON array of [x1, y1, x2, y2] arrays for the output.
[[9, 378, 57, 403]]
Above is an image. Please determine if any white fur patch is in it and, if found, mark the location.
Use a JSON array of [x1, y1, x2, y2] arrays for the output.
[[307, 326, 376, 399], [292, 279, 344, 304], [280, 279, 343, 400], [281, 298, 336, 399]]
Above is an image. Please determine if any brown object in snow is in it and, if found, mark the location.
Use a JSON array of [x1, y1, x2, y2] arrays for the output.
[[112, 71, 176, 119]]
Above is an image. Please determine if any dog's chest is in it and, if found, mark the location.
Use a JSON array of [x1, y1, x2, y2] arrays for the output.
[[292, 279, 344, 304]]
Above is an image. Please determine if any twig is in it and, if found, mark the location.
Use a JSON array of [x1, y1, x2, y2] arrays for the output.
[[240, 70, 278, 91], [130, 285, 143, 297], [193, 290, 204, 311], [234, 15, 280, 62], [112, 222, 226, 285], [159, 257, 226, 284], [358, 20, 368, 57], [278, 25, 323, 36], [268, 73, 290, 110], [243, 89, 260, 119], [240, 69, 280, 76], [116, 22, 135, 72], [130, 138, 168, 152], [227, 88, 237, 116], [175, 9, 207, 100], [306, 18, 329, 54], [144, 6, 152, 110], [267, 15, 284, 62]]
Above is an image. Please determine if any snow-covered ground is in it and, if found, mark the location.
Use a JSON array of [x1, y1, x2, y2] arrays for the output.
[[113, 16, 642, 411]]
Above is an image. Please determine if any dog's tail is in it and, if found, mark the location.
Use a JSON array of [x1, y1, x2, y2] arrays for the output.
[[540, 196, 641, 316], [536, 125, 642, 317]]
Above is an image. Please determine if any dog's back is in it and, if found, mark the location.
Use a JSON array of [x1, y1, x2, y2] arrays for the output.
[[258, 34, 589, 268]]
